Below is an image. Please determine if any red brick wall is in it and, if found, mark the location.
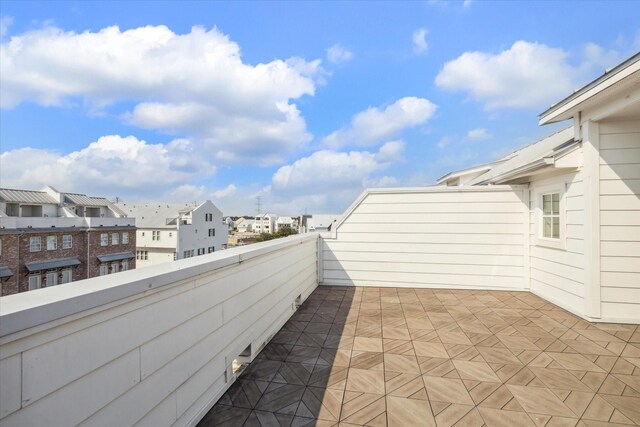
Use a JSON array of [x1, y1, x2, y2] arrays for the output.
[[0, 226, 136, 296]]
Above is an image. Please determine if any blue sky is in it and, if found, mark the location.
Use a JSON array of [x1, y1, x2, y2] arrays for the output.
[[1, 1, 638, 215]]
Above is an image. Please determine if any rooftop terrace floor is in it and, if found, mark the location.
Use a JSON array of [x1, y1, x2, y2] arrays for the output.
[[198, 286, 640, 427]]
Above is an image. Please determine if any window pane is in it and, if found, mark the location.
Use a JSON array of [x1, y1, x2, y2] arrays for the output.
[[543, 194, 551, 214], [552, 217, 560, 239], [543, 217, 552, 238], [552, 197, 559, 215]]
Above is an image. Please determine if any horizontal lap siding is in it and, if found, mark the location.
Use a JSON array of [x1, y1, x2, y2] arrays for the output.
[[598, 121, 640, 320], [529, 171, 585, 314], [0, 237, 318, 426], [323, 188, 526, 290]]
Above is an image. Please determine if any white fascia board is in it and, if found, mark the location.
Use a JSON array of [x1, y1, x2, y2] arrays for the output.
[[539, 59, 640, 125]]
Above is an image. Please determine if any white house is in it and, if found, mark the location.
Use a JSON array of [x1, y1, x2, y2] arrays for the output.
[[323, 53, 640, 324], [274, 216, 299, 233], [253, 213, 277, 234], [118, 200, 227, 267], [305, 214, 341, 233], [235, 217, 255, 233]]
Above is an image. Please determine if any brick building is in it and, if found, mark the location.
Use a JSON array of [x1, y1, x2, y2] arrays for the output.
[[0, 187, 136, 296]]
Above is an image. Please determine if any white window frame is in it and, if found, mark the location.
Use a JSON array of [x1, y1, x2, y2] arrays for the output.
[[122, 232, 129, 244], [0, 238, 3, 256], [47, 235, 57, 251], [62, 234, 73, 249], [30, 236, 42, 252], [112, 233, 119, 245], [100, 233, 108, 246], [152, 230, 160, 241], [99, 264, 109, 276], [533, 184, 566, 250], [28, 275, 41, 290], [121, 259, 129, 271], [61, 269, 72, 284], [46, 271, 58, 287]]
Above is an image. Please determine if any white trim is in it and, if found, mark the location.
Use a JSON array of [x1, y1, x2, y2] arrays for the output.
[[522, 188, 531, 290], [532, 184, 566, 250], [582, 121, 601, 319]]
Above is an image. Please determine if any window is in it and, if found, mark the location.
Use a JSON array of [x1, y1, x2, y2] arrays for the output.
[[208, 246, 215, 253], [30, 236, 42, 252], [99, 264, 109, 276], [28, 275, 41, 290], [112, 233, 119, 245], [46, 271, 58, 287], [542, 193, 560, 239], [152, 230, 160, 241], [169, 232, 172, 237], [183, 250, 190, 258], [100, 233, 108, 246], [46, 236, 57, 250], [61, 269, 72, 284], [136, 250, 148, 260], [173, 252, 177, 261], [112, 262, 120, 273], [0, 238, 2, 256], [62, 235, 73, 249], [208, 228, 215, 237], [122, 232, 129, 244], [121, 260, 129, 271], [197, 248, 203, 256], [142, 231, 145, 237]]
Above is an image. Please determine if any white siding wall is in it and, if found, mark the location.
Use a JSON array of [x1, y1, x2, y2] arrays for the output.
[[599, 120, 640, 321], [0, 234, 318, 427], [528, 170, 586, 315], [322, 187, 527, 290]]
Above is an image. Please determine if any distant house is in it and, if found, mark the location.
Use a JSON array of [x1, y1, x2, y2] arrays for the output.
[[118, 200, 227, 267], [235, 217, 255, 233], [305, 214, 341, 233], [274, 216, 299, 233], [253, 213, 277, 234], [325, 53, 640, 323], [0, 186, 136, 295]]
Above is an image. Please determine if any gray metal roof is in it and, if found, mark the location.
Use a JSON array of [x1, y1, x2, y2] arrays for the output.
[[0, 266, 13, 278], [0, 189, 58, 205], [97, 251, 134, 263], [64, 193, 111, 207], [25, 257, 81, 272]]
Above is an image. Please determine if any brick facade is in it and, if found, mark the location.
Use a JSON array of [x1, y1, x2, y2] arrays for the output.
[[0, 227, 136, 296]]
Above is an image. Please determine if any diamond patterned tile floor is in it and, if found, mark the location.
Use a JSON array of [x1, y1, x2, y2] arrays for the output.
[[197, 286, 640, 427]]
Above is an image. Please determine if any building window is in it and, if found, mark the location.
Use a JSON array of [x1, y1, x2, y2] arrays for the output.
[[208, 246, 215, 253], [169, 232, 172, 237], [28, 275, 41, 290], [208, 228, 215, 237], [112, 233, 119, 245], [99, 264, 109, 276], [112, 262, 120, 273], [205, 213, 213, 222], [0, 238, 2, 256], [46, 271, 58, 287], [46, 236, 57, 250], [122, 260, 129, 271], [142, 231, 145, 237], [173, 252, 177, 261], [122, 232, 129, 244], [136, 250, 148, 260], [541, 193, 560, 239], [152, 230, 160, 241], [30, 236, 42, 252], [100, 233, 108, 246], [61, 269, 72, 284], [62, 235, 73, 249], [183, 250, 189, 258]]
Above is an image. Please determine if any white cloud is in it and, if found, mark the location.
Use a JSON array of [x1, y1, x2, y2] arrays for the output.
[[435, 41, 578, 110], [412, 28, 428, 54], [467, 128, 491, 140], [0, 135, 212, 200], [0, 16, 12, 38], [326, 43, 353, 64], [0, 24, 323, 164], [212, 184, 237, 199], [436, 136, 454, 149], [265, 141, 404, 212], [323, 97, 437, 148]]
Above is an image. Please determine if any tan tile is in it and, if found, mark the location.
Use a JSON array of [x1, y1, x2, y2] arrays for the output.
[[547, 352, 606, 373], [478, 406, 537, 427], [413, 341, 449, 358], [340, 392, 386, 425], [353, 336, 383, 352], [423, 376, 474, 404], [384, 353, 420, 374], [346, 368, 385, 394], [477, 347, 523, 365], [386, 395, 436, 427], [507, 385, 577, 417], [453, 360, 501, 383]]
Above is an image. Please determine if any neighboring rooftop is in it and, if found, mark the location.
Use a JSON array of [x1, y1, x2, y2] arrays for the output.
[[0, 188, 58, 205], [117, 202, 199, 228]]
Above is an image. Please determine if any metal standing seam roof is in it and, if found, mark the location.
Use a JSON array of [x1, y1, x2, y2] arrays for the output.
[[25, 257, 81, 272], [96, 252, 135, 263], [0, 266, 13, 278], [0, 189, 58, 205], [64, 193, 111, 207]]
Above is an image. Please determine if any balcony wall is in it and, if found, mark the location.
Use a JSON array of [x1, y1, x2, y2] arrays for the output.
[[0, 234, 318, 427], [0, 216, 136, 229], [322, 186, 529, 291]]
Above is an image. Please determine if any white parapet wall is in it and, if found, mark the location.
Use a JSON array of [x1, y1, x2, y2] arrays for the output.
[[322, 186, 529, 291], [0, 234, 318, 427]]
